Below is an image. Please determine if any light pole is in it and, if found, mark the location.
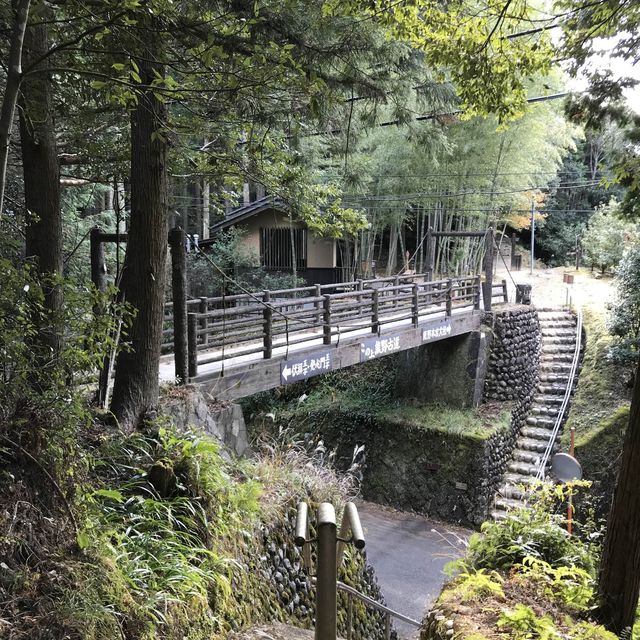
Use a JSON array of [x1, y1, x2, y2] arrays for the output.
[[530, 197, 536, 275]]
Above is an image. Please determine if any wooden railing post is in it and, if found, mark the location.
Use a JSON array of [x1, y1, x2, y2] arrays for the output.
[[412, 283, 420, 326], [446, 279, 453, 316], [188, 312, 198, 380], [263, 290, 273, 359], [502, 279, 508, 303], [371, 289, 379, 333], [394, 275, 400, 309], [90, 227, 107, 293], [323, 294, 332, 345], [314, 284, 322, 325], [482, 226, 495, 311], [474, 274, 482, 310], [198, 296, 208, 347], [169, 226, 188, 384], [426, 227, 434, 281]]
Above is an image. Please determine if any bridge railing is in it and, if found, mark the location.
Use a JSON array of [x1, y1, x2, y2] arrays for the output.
[[182, 274, 491, 378]]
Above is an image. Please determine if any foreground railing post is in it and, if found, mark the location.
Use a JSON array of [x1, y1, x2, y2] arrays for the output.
[[295, 502, 365, 640], [446, 279, 453, 316], [316, 503, 338, 640], [323, 294, 332, 345], [412, 283, 420, 326], [169, 227, 188, 384], [187, 312, 198, 380], [371, 289, 379, 333], [502, 278, 508, 303], [263, 290, 273, 359], [314, 285, 322, 326]]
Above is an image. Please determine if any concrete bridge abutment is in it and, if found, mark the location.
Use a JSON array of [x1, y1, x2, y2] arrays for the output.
[[393, 328, 492, 408]]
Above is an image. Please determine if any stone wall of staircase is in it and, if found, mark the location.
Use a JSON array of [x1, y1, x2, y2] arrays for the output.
[[480, 306, 541, 517], [492, 308, 582, 518]]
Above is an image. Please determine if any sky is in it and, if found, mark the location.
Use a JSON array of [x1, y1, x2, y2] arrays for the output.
[[566, 35, 640, 113]]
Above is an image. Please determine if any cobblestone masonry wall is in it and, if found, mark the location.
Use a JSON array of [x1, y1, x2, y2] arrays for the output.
[[480, 306, 541, 512]]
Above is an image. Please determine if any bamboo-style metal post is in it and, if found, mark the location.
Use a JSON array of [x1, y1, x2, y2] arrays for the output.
[[169, 227, 188, 384], [187, 312, 198, 379], [482, 226, 495, 311], [323, 295, 332, 345], [263, 290, 272, 359]]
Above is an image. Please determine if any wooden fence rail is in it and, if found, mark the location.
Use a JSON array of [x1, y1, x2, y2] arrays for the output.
[[176, 273, 505, 379]]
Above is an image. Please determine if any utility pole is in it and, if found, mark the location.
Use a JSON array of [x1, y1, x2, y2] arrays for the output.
[[530, 197, 535, 275]]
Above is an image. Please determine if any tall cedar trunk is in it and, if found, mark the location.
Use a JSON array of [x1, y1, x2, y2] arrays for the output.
[[0, 0, 30, 215], [596, 356, 640, 634], [110, 27, 168, 430], [18, 10, 62, 354]]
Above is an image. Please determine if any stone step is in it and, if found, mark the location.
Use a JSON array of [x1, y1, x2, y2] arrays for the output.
[[541, 338, 576, 354], [497, 483, 526, 500], [533, 394, 564, 405], [542, 335, 577, 345], [494, 495, 527, 511], [538, 319, 576, 328], [537, 383, 571, 395], [503, 471, 539, 486], [491, 509, 508, 520], [530, 405, 561, 417], [540, 353, 574, 363], [539, 362, 573, 373], [526, 415, 557, 428], [539, 373, 571, 384], [517, 436, 549, 452], [508, 459, 542, 476], [541, 327, 576, 337], [521, 425, 555, 440], [513, 449, 543, 465], [538, 311, 575, 319]]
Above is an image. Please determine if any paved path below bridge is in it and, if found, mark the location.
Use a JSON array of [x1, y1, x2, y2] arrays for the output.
[[357, 501, 472, 639]]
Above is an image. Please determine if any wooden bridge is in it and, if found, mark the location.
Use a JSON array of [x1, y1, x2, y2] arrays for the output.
[[160, 272, 509, 401], [89, 225, 508, 401]]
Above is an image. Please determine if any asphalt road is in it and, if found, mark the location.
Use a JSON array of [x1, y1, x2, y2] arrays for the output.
[[357, 501, 471, 638]]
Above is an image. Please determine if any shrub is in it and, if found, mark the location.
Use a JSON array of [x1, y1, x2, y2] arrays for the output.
[[464, 485, 594, 574], [607, 245, 640, 369]]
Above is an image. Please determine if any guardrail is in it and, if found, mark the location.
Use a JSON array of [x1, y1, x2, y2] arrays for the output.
[[535, 288, 583, 480], [337, 580, 420, 640], [180, 274, 487, 378]]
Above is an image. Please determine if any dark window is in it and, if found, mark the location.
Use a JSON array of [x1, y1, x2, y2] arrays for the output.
[[260, 227, 307, 270]]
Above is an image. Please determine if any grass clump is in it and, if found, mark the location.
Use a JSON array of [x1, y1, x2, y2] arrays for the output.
[[565, 309, 631, 444], [432, 484, 617, 640]]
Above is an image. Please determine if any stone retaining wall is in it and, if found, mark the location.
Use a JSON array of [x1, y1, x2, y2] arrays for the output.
[[480, 306, 541, 508], [160, 386, 249, 456]]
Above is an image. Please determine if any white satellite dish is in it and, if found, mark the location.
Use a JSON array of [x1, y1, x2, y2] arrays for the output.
[[551, 453, 583, 483]]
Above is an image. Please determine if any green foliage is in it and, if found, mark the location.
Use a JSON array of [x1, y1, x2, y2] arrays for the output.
[[565, 308, 631, 442], [447, 567, 505, 601], [607, 245, 640, 368], [186, 228, 302, 298], [497, 603, 561, 640], [465, 485, 594, 573], [519, 556, 595, 611], [0, 254, 131, 431], [570, 621, 618, 640], [582, 200, 633, 273], [77, 424, 263, 636]]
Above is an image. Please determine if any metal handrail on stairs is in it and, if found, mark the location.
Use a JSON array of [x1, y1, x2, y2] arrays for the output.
[[336, 580, 421, 640], [535, 289, 583, 480]]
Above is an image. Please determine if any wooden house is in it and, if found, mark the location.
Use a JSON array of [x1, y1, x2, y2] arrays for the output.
[[206, 192, 344, 285]]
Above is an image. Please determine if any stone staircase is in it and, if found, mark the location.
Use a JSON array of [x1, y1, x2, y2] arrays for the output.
[[492, 308, 581, 519]]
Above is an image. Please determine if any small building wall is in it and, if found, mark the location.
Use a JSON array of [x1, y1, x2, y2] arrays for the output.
[[238, 209, 335, 268]]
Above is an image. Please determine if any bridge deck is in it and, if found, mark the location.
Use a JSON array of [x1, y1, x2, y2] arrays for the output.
[[160, 303, 483, 401]]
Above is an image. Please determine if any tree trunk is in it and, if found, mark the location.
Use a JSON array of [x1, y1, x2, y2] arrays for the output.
[[110, 25, 168, 430], [596, 356, 640, 635], [18, 9, 62, 354], [0, 0, 31, 216]]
